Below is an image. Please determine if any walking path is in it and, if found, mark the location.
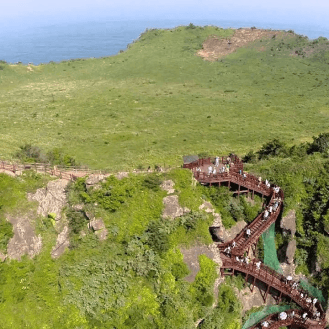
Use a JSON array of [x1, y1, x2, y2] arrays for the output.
[[185, 155, 326, 329]]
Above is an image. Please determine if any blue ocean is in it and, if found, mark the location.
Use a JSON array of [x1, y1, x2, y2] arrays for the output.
[[1, 18, 329, 65]]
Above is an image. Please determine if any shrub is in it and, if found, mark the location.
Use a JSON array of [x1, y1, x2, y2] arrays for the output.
[[187, 23, 197, 29], [308, 133, 329, 154], [66, 209, 88, 235], [15, 144, 46, 163], [0, 217, 13, 251], [146, 221, 170, 253], [171, 262, 189, 280], [243, 150, 257, 163], [142, 174, 162, 191], [258, 139, 288, 160]]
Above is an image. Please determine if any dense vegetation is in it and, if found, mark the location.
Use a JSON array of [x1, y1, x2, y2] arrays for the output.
[[0, 169, 233, 328], [0, 26, 328, 170]]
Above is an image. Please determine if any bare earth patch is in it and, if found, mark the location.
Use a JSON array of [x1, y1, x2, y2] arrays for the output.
[[7, 213, 42, 260], [197, 28, 283, 61]]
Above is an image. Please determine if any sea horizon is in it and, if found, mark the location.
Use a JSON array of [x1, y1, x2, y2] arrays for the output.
[[1, 17, 329, 65]]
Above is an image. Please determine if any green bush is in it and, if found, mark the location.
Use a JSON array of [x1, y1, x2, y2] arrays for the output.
[[0, 217, 13, 251], [142, 173, 163, 191], [258, 139, 288, 160], [308, 133, 329, 154]]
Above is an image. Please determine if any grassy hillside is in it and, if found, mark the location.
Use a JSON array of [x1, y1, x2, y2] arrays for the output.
[[1, 26, 329, 170]]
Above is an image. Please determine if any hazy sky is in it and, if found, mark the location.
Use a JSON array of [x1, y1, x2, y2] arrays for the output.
[[1, 0, 329, 24]]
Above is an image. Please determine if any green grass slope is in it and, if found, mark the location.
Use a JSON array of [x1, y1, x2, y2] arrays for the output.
[[1, 26, 329, 170]]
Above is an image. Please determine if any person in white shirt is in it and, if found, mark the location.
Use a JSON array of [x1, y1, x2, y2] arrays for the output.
[[263, 210, 269, 220]]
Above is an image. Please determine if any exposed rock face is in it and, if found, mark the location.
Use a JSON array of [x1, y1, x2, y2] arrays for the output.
[[199, 201, 225, 241], [162, 195, 190, 219], [7, 214, 42, 260], [51, 226, 70, 259], [223, 221, 247, 242], [28, 179, 69, 221], [89, 218, 105, 231], [199, 201, 215, 213], [85, 174, 105, 189], [281, 210, 296, 236], [115, 172, 129, 180], [72, 204, 84, 211], [235, 285, 276, 313], [181, 245, 215, 282], [95, 229, 108, 241], [286, 239, 297, 264], [160, 180, 175, 194], [0, 169, 16, 177]]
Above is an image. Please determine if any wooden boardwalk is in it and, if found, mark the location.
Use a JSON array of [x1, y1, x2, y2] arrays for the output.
[[185, 155, 326, 329]]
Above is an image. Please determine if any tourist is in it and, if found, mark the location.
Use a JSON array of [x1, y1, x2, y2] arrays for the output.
[[273, 201, 279, 211], [232, 241, 236, 248], [256, 261, 261, 269], [285, 275, 293, 285], [302, 312, 308, 321], [213, 168, 217, 175], [224, 246, 231, 255], [306, 297, 312, 303], [215, 157, 220, 167], [246, 228, 251, 238], [263, 210, 269, 220], [261, 321, 269, 327], [245, 256, 250, 264], [292, 282, 298, 289], [258, 176, 262, 186], [208, 166, 213, 175], [313, 298, 318, 305], [269, 205, 273, 213], [279, 312, 287, 320], [290, 310, 295, 318], [243, 173, 247, 179]]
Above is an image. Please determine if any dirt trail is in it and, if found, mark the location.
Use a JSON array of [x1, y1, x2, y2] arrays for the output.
[[197, 28, 283, 61]]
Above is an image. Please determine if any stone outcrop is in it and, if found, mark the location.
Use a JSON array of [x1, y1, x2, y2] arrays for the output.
[[199, 201, 225, 241], [88, 218, 107, 241], [160, 180, 175, 194], [89, 218, 105, 231], [85, 174, 105, 189], [95, 229, 108, 241], [28, 179, 69, 221], [51, 226, 70, 259], [162, 195, 190, 219], [286, 239, 297, 264], [281, 210, 296, 236], [181, 245, 215, 282], [7, 214, 42, 260], [223, 220, 247, 243]]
